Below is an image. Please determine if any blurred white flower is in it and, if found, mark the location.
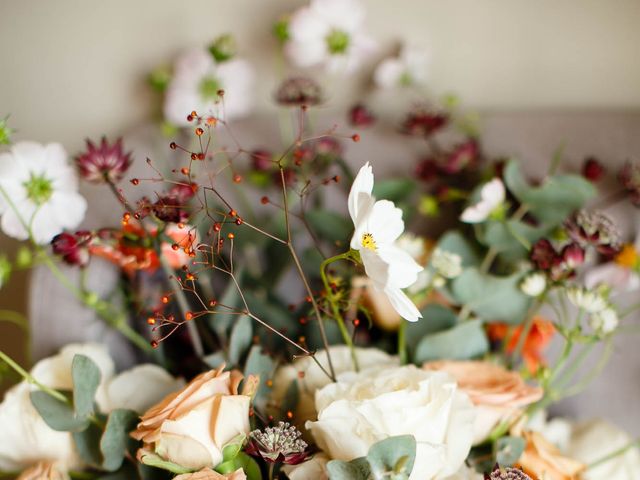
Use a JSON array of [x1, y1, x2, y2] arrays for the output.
[[0, 142, 87, 244], [374, 45, 428, 89], [164, 49, 254, 126], [520, 272, 547, 297], [460, 178, 505, 224], [566, 286, 608, 313], [431, 248, 463, 279], [285, 0, 377, 73], [282, 453, 329, 480], [585, 243, 640, 292], [348, 162, 423, 322], [589, 307, 619, 335]]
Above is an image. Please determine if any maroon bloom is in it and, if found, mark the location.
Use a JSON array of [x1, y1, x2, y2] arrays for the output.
[[401, 107, 448, 137], [51, 231, 93, 267], [415, 157, 440, 182], [152, 183, 197, 223], [250, 149, 273, 172], [441, 140, 479, 174], [618, 160, 640, 206], [565, 209, 621, 256], [247, 422, 309, 465], [348, 103, 376, 127], [561, 242, 586, 269], [531, 238, 559, 271], [76, 137, 132, 184], [275, 77, 323, 106], [582, 157, 605, 182]]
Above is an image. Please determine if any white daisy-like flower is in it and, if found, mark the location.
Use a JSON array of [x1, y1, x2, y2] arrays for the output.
[[348, 162, 423, 322], [396, 233, 431, 295], [566, 286, 608, 314], [590, 307, 618, 334], [374, 45, 429, 89], [285, 0, 377, 73], [0, 142, 87, 244], [460, 178, 506, 224], [520, 272, 547, 297], [164, 49, 254, 126]]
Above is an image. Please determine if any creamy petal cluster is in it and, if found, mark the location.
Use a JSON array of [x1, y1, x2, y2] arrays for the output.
[[306, 365, 475, 480], [0, 142, 87, 244], [348, 162, 423, 321], [132, 366, 253, 471], [374, 45, 429, 88], [423, 361, 543, 444]]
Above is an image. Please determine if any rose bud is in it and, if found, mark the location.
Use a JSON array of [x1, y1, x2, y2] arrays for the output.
[[582, 157, 605, 182], [75, 137, 132, 184], [561, 242, 586, 269], [51, 231, 93, 267], [348, 103, 376, 127]]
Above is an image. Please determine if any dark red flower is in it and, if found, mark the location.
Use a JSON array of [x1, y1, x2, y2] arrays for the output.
[[275, 77, 323, 106], [348, 103, 376, 127], [565, 209, 621, 256], [582, 157, 605, 182], [274, 167, 296, 187], [247, 422, 309, 465], [416, 157, 440, 182], [250, 149, 273, 172], [561, 242, 585, 269], [51, 231, 93, 267], [401, 108, 448, 137], [151, 183, 197, 223], [619, 161, 640, 206], [441, 140, 479, 174], [530, 239, 559, 271], [76, 137, 132, 184]]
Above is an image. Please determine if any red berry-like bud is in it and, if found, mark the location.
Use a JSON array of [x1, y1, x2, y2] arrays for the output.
[[582, 157, 605, 182], [561, 242, 586, 269], [348, 103, 376, 127]]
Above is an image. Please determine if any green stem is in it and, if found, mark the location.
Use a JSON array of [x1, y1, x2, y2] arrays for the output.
[[0, 350, 67, 403], [587, 439, 640, 470], [320, 251, 359, 371], [398, 320, 408, 365]]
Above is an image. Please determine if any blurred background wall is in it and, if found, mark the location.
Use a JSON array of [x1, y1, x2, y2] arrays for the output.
[[1, 0, 640, 382]]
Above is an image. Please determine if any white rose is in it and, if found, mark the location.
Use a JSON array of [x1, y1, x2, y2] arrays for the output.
[[282, 453, 330, 480], [443, 465, 483, 480], [306, 365, 475, 480], [271, 346, 397, 431]]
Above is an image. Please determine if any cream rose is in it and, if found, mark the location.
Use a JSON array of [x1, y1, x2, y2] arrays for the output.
[[423, 361, 543, 444], [132, 366, 254, 471], [174, 467, 247, 480], [518, 430, 585, 480], [282, 453, 330, 480], [271, 346, 397, 433], [306, 365, 475, 480], [16, 461, 69, 480]]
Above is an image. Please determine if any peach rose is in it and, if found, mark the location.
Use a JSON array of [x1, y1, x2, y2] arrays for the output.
[[17, 461, 68, 480], [423, 360, 543, 444], [174, 467, 246, 480], [132, 366, 256, 471], [518, 431, 585, 480]]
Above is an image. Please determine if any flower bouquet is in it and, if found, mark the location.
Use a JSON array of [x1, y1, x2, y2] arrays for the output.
[[1, 1, 639, 479]]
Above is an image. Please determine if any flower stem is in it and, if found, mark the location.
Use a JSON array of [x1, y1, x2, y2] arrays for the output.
[[0, 350, 67, 403], [587, 438, 640, 470]]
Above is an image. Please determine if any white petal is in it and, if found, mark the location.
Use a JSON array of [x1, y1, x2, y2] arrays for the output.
[[289, 5, 330, 41], [285, 39, 328, 68], [365, 200, 404, 245], [216, 58, 255, 120], [481, 178, 505, 205], [360, 248, 389, 289], [348, 162, 374, 225], [460, 203, 492, 223], [377, 244, 423, 289], [374, 58, 405, 88], [311, 0, 365, 33], [1, 201, 32, 241], [383, 286, 422, 322]]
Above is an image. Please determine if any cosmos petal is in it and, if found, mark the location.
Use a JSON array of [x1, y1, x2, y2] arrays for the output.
[[348, 162, 374, 225], [384, 285, 422, 322]]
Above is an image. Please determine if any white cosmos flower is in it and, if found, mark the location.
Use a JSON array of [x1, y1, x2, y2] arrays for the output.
[[164, 49, 254, 126], [460, 178, 505, 224], [0, 142, 87, 244], [374, 45, 429, 89], [285, 0, 377, 73], [348, 162, 423, 322]]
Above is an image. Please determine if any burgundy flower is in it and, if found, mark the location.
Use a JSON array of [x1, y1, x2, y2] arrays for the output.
[[582, 157, 605, 182], [152, 183, 197, 223], [485, 464, 531, 480], [531, 238, 559, 271], [348, 103, 376, 127], [441, 140, 479, 174], [250, 149, 273, 172], [619, 160, 640, 206], [51, 231, 93, 267], [315, 137, 343, 158], [561, 242, 585, 269], [275, 77, 323, 106], [247, 422, 309, 465], [416, 157, 439, 182], [76, 137, 132, 184], [401, 107, 448, 137], [565, 209, 621, 256]]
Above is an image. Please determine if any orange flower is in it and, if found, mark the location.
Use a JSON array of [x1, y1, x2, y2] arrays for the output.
[[487, 316, 555, 373]]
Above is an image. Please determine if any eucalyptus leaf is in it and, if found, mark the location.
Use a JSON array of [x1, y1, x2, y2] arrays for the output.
[[207, 269, 244, 340], [495, 436, 526, 466], [327, 457, 371, 480], [414, 319, 489, 364], [367, 435, 416, 480], [229, 315, 253, 365], [306, 209, 353, 244], [406, 304, 457, 359], [101, 409, 139, 472], [73, 421, 104, 467], [372, 178, 416, 203], [30, 391, 89, 432], [435, 231, 480, 268], [243, 345, 276, 411], [451, 268, 531, 323], [280, 379, 300, 419], [72, 354, 102, 419]]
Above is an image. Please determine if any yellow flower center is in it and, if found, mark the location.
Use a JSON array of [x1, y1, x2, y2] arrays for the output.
[[361, 233, 377, 251], [615, 243, 638, 269]]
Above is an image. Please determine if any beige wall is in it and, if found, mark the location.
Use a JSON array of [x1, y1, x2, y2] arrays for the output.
[[1, 0, 640, 371]]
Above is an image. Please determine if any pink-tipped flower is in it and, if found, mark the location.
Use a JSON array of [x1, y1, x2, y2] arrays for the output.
[[348, 103, 376, 127], [51, 231, 93, 267], [441, 140, 479, 175], [561, 242, 586, 269], [619, 160, 640, 206], [401, 107, 448, 137], [582, 157, 605, 182], [76, 137, 132, 184]]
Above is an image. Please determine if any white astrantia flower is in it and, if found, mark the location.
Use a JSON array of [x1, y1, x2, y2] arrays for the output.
[[164, 49, 254, 126], [520, 272, 547, 297], [374, 45, 429, 89], [0, 142, 87, 244], [285, 0, 377, 73], [348, 162, 424, 322], [566, 286, 608, 314], [589, 307, 618, 335], [460, 178, 506, 224], [431, 248, 463, 279]]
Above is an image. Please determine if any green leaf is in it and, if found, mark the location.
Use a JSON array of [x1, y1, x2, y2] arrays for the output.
[[481, 220, 549, 253], [73, 421, 104, 467], [367, 435, 416, 479], [243, 345, 276, 411], [495, 436, 526, 466], [72, 354, 102, 419], [216, 452, 261, 480], [372, 178, 416, 203], [280, 379, 299, 419], [504, 160, 596, 225], [305, 209, 353, 244], [203, 351, 227, 369], [222, 433, 246, 462], [229, 315, 253, 365], [436, 231, 480, 268], [138, 451, 191, 474], [451, 268, 531, 323], [327, 457, 371, 480], [414, 319, 489, 364], [30, 390, 89, 432], [101, 409, 139, 472], [406, 304, 457, 360], [207, 269, 244, 340]]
